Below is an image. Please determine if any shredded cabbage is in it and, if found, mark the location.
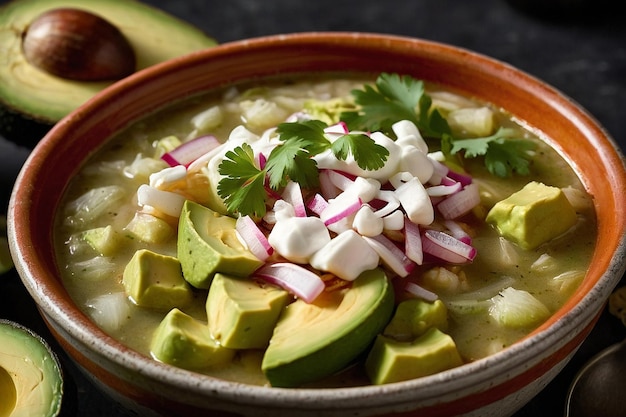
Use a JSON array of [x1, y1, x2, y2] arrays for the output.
[[489, 287, 550, 328]]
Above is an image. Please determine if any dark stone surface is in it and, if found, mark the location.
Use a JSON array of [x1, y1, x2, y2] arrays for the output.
[[1, 0, 625, 415]]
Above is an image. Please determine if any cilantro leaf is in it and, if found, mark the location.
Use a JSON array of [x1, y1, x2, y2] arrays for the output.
[[449, 128, 536, 177], [342, 73, 421, 133], [341, 73, 452, 141], [484, 139, 536, 177], [265, 138, 320, 189], [331, 133, 390, 171], [276, 120, 329, 155], [217, 143, 267, 217], [417, 94, 451, 138]]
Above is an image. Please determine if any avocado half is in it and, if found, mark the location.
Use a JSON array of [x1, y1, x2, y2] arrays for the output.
[[0, 319, 64, 417], [0, 0, 217, 147]]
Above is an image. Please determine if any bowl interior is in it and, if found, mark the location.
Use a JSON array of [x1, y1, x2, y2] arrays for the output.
[[8, 32, 626, 410]]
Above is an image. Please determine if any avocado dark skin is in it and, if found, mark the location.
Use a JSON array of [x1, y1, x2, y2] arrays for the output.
[[0, 107, 53, 149]]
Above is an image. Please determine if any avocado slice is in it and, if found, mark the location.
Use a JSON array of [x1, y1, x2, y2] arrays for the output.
[[0, 319, 63, 417], [80, 225, 123, 256], [150, 308, 235, 370], [122, 249, 193, 311], [486, 181, 578, 250], [0, 0, 216, 146], [261, 268, 394, 388], [365, 328, 464, 385], [178, 200, 264, 289], [383, 298, 449, 342], [206, 273, 291, 349]]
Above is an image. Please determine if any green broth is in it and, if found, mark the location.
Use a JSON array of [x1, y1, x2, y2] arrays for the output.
[[54, 76, 596, 387]]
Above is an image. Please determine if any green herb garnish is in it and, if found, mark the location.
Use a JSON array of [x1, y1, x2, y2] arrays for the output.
[[344, 72, 534, 176], [218, 73, 536, 216], [218, 120, 389, 217]]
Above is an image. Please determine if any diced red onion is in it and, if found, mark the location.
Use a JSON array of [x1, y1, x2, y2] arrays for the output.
[[363, 234, 415, 277], [257, 152, 267, 170], [281, 181, 307, 217], [443, 219, 472, 245], [427, 181, 462, 197], [327, 169, 356, 191], [373, 190, 401, 217], [161, 135, 221, 167], [319, 169, 341, 199], [422, 229, 476, 264], [324, 121, 349, 135], [404, 219, 423, 265], [254, 262, 325, 303], [320, 193, 362, 226], [405, 282, 438, 302], [306, 193, 329, 216], [428, 157, 450, 185], [236, 215, 273, 261], [436, 183, 481, 219], [447, 169, 473, 186]]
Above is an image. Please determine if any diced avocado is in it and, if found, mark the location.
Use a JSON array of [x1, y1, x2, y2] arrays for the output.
[[383, 299, 448, 341], [81, 225, 122, 256], [0, 320, 64, 417], [125, 212, 174, 244], [177, 200, 263, 289], [262, 268, 394, 388], [365, 328, 463, 385], [122, 249, 192, 310], [150, 308, 234, 370], [485, 181, 578, 250], [206, 273, 290, 349], [0, 0, 216, 147]]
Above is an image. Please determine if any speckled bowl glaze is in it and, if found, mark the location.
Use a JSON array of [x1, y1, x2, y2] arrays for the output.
[[8, 32, 626, 417]]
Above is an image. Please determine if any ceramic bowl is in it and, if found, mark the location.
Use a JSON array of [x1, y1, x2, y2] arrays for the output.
[[8, 32, 626, 417]]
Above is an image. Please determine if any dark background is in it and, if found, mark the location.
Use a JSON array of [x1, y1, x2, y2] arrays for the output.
[[1, 0, 625, 416]]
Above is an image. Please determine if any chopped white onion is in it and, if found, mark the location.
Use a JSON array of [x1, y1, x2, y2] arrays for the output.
[[395, 177, 434, 225], [136, 184, 186, 218], [149, 165, 187, 189]]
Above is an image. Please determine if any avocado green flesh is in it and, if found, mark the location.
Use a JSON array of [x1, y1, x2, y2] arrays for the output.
[[0, 0, 217, 124], [262, 268, 394, 388], [206, 273, 290, 349], [178, 200, 263, 289], [150, 308, 235, 370], [0, 320, 63, 417]]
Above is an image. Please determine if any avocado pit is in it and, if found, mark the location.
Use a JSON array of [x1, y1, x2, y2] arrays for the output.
[[21, 8, 136, 81]]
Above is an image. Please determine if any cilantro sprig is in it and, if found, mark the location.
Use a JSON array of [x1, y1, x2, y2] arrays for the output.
[[446, 128, 536, 177], [341, 73, 451, 138], [343, 72, 535, 177], [218, 120, 389, 217], [217, 143, 267, 218], [218, 72, 536, 217]]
